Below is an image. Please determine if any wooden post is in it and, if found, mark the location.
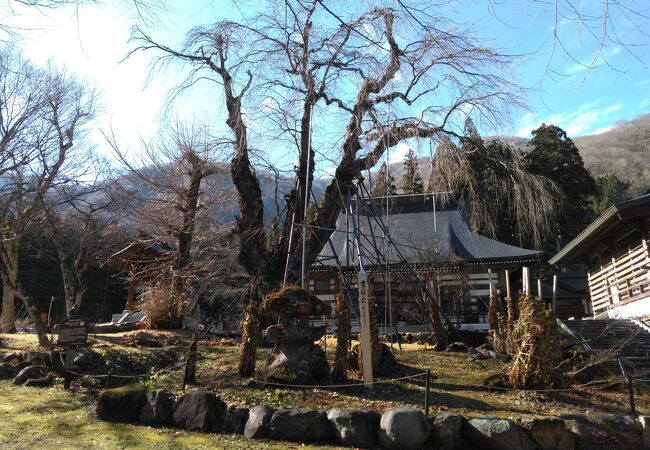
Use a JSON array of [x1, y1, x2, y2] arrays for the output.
[[552, 275, 558, 312], [628, 373, 637, 417], [424, 369, 430, 416], [357, 270, 374, 388], [106, 371, 112, 389], [523, 267, 530, 295], [505, 269, 511, 300], [537, 278, 542, 298], [488, 269, 494, 297], [125, 279, 136, 311]]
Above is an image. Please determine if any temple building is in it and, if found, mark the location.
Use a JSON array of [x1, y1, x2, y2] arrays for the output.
[[308, 194, 542, 331], [549, 194, 650, 319]]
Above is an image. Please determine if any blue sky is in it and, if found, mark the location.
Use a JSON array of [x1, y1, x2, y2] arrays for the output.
[[3, 0, 649, 169]]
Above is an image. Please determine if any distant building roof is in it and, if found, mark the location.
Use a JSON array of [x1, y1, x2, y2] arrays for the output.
[[314, 193, 540, 269], [549, 194, 650, 266]]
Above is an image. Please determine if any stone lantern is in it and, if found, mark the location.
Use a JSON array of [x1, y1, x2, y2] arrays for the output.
[[258, 286, 332, 384]]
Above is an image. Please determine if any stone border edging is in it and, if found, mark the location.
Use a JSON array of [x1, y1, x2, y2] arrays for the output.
[[96, 383, 650, 449]]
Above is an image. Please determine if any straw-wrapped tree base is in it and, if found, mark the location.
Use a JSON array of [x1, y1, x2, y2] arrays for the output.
[[508, 294, 563, 389], [238, 304, 259, 377], [331, 293, 350, 382]]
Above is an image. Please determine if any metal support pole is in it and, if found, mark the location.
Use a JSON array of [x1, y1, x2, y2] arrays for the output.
[[182, 358, 190, 392], [552, 275, 558, 312], [424, 369, 431, 416]]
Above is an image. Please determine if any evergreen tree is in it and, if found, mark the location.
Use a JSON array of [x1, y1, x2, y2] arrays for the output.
[[589, 173, 630, 215], [526, 124, 597, 246], [401, 148, 424, 194], [371, 162, 397, 197], [425, 157, 435, 193], [433, 119, 560, 250]]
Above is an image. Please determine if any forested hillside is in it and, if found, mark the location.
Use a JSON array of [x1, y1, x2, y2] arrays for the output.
[[574, 113, 650, 197], [369, 113, 650, 199]]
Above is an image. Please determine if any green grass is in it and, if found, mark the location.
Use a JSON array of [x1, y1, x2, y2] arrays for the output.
[[2, 329, 648, 439], [0, 382, 343, 450]]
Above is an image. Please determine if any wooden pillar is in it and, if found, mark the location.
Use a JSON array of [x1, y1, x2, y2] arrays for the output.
[[488, 269, 494, 297], [522, 267, 530, 295], [125, 279, 137, 311], [505, 269, 511, 300]]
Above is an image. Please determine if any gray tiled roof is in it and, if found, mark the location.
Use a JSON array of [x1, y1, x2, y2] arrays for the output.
[[315, 194, 540, 268]]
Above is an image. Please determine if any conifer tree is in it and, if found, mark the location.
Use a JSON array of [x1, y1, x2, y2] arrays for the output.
[[401, 148, 424, 194], [371, 162, 397, 197]]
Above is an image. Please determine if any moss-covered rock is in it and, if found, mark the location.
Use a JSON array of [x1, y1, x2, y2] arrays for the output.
[[96, 383, 147, 423], [260, 286, 331, 316]]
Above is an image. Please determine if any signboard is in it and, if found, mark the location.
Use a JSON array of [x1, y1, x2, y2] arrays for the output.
[[57, 317, 90, 347], [357, 271, 374, 388]]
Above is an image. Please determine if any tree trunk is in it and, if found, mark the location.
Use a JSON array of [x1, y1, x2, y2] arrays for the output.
[[0, 271, 16, 332], [331, 292, 350, 382], [17, 291, 50, 348], [426, 295, 448, 349], [238, 303, 260, 377], [0, 244, 18, 332], [60, 265, 77, 318]]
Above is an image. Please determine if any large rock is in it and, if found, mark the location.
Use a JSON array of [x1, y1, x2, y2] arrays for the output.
[[139, 390, 174, 426], [445, 342, 468, 353], [0, 363, 15, 380], [244, 405, 275, 439], [563, 413, 643, 450], [72, 349, 103, 370], [3, 352, 23, 364], [638, 416, 650, 450], [172, 391, 227, 433], [26, 351, 52, 366], [518, 415, 574, 450], [327, 408, 380, 448], [260, 342, 330, 385], [12, 361, 30, 374], [24, 375, 54, 388], [13, 365, 46, 385], [96, 383, 147, 422], [269, 409, 333, 442], [223, 405, 249, 434], [464, 416, 536, 450], [429, 412, 465, 450], [378, 407, 430, 450]]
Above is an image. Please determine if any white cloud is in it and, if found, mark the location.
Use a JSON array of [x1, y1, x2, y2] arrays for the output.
[[590, 125, 613, 135], [516, 100, 625, 138], [565, 63, 588, 75], [388, 143, 411, 164]]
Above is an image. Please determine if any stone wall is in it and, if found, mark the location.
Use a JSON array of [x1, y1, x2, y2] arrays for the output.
[[97, 384, 650, 449]]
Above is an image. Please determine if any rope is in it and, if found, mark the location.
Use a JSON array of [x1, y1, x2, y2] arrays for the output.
[[244, 372, 428, 389]]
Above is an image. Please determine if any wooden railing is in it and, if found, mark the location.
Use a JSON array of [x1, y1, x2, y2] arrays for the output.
[[589, 240, 650, 315]]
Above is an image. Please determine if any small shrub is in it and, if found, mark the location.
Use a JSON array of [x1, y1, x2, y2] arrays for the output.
[[135, 282, 188, 329]]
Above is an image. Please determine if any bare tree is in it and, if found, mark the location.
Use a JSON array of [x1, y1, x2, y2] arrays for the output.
[[0, 46, 96, 344], [40, 157, 119, 318], [106, 121, 234, 326], [129, 1, 649, 374], [129, 0, 528, 371]]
